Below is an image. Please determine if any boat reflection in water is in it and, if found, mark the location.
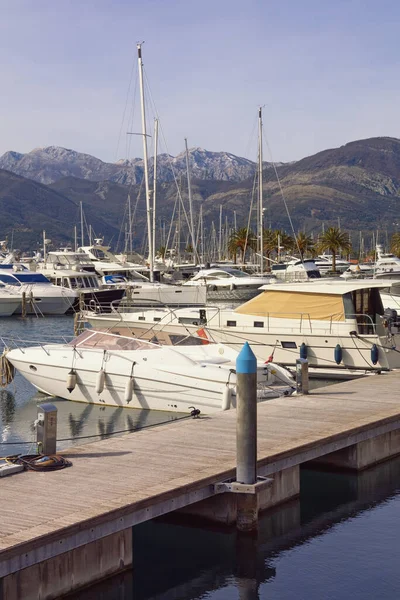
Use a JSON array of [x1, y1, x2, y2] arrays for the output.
[[68, 456, 400, 600], [0, 388, 184, 455]]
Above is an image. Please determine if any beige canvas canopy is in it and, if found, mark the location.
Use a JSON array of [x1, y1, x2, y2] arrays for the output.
[[235, 290, 345, 321]]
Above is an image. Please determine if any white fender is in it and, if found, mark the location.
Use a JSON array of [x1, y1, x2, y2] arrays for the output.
[[95, 369, 106, 394], [124, 377, 134, 403], [221, 386, 232, 410], [66, 369, 77, 393]]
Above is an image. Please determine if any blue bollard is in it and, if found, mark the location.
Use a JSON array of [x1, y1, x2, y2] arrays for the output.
[[236, 342, 257, 485]]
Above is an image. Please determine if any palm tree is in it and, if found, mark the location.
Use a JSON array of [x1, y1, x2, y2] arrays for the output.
[[156, 245, 167, 260], [294, 232, 314, 260], [228, 228, 256, 264], [317, 227, 351, 273], [273, 229, 293, 252], [391, 232, 400, 257], [262, 228, 277, 270]]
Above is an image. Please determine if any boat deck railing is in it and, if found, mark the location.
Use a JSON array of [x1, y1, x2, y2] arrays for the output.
[[84, 304, 379, 337], [0, 333, 74, 352]]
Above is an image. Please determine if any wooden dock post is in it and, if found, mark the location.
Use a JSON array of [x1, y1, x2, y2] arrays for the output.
[[296, 358, 309, 395], [21, 292, 26, 318]]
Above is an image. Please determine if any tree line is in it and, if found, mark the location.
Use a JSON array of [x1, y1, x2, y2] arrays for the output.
[[228, 226, 350, 272]]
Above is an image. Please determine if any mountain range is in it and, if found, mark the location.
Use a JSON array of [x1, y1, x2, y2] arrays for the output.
[[0, 137, 399, 251], [0, 146, 271, 186]]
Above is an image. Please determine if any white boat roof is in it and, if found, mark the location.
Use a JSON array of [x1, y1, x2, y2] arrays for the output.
[[259, 280, 391, 294]]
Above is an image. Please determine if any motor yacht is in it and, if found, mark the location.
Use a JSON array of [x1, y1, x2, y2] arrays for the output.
[[78, 243, 206, 306], [183, 267, 274, 302], [314, 254, 350, 275], [32, 250, 126, 312], [85, 280, 400, 379], [372, 245, 400, 279], [5, 330, 295, 413], [270, 258, 321, 281], [0, 268, 76, 315]]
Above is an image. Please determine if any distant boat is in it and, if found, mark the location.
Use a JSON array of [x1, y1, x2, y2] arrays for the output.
[[314, 254, 350, 274], [183, 266, 274, 302], [373, 244, 400, 279], [0, 268, 76, 315]]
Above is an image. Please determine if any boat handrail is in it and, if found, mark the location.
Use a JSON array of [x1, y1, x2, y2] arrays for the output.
[[0, 333, 74, 352]]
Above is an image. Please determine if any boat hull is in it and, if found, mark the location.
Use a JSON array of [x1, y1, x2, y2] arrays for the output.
[[66, 288, 125, 314], [13, 295, 75, 315], [0, 298, 21, 316], [7, 347, 234, 414]]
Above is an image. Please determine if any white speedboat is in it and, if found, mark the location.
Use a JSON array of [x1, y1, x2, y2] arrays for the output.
[[85, 280, 400, 379], [5, 330, 295, 414], [183, 267, 274, 302], [0, 269, 76, 315]]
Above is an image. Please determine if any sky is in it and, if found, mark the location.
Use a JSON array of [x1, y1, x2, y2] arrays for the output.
[[1, 0, 400, 164]]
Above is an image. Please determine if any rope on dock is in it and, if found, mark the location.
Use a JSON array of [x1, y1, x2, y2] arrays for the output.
[[13, 454, 72, 471]]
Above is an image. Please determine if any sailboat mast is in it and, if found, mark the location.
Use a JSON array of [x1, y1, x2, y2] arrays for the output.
[[219, 204, 223, 261], [128, 194, 132, 255], [152, 118, 159, 266], [80, 201, 84, 247], [200, 204, 204, 264], [184, 138, 197, 263], [137, 43, 154, 282], [43, 230, 47, 263], [258, 106, 263, 274]]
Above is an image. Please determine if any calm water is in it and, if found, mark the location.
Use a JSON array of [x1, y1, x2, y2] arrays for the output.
[[4, 316, 397, 600], [70, 459, 400, 600]]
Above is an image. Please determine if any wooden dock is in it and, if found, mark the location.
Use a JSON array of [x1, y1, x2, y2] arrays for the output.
[[2, 371, 400, 599]]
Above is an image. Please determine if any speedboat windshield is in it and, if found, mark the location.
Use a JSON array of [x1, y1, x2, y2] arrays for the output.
[[68, 330, 160, 351]]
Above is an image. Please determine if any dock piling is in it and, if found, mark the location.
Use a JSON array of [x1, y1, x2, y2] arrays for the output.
[[296, 358, 309, 395], [236, 342, 259, 532], [236, 342, 257, 485], [21, 292, 26, 318], [36, 403, 58, 455]]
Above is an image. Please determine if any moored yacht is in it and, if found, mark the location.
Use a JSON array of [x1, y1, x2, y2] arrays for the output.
[[78, 242, 206, 306], [183, 267, 274, 302], [85, 280, 400, 378], [373, 245, 400, 279], [33, 250, 126, 312], [0, 269, 76, 315], [270, 258, 321, 281], [5, 330, 295, 413], [314, 254, 350, 275]]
